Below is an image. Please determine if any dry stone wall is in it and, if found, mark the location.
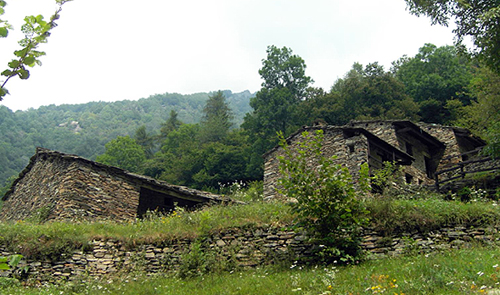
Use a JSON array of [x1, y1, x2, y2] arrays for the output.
[[1, 156, 141, 222], [1, 225, 498, 283], [263, 127, 369, 201]]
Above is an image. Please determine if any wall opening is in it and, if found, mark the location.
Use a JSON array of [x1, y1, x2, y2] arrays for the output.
[[137, 187, 199, 218]]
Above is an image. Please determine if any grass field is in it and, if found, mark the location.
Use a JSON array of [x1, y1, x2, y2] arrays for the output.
[[1, 247, 499, 294], [0, 187, 499, 294]]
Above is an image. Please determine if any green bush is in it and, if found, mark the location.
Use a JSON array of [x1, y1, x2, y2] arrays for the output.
[[277, 130, 369, 263]]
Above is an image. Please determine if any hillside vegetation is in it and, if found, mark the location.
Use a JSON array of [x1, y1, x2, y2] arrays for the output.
[[0, 43, 498, 194], [0, 90, 253, 186]]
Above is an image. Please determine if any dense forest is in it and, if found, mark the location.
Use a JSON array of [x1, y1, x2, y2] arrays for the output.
[[0, 43, 499, 195], [0, 90, 253, 189]]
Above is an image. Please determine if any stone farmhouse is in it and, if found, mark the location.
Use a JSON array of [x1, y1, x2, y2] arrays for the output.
[[263, 120, 495, 200], [0, 148, 227, 222]]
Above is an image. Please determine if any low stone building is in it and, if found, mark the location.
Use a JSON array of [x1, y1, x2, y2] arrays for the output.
[[264, 120, 493, 200], [0, 148, 227, 222]]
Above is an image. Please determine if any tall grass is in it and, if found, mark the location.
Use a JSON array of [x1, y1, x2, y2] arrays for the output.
[[366, 195, 500, 235], [0, 201, 294, 259], [2, 247, 499, 294], [0, 189, 499, 260]]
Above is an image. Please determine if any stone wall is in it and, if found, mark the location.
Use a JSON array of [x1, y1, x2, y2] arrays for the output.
[[263, 127, 369, 201], [0, 155, 141, 222], [418, 123, 463, 171], [350, 121, 399, 147], [54, 163, 140, 222], [0, 155, 67, 221], [1, 225, 498, 283]]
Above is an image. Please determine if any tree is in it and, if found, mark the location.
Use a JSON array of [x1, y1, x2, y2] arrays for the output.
[[96, 136, 146, 173], [452, 66, 500, 158], [259, 45, 313, 102], [1, 0, 71, 100], [134, 125, 155, 158], [404, 0, 500, 73], [199, 90, 234, 143], [392, 44, 473, 123], [158, 110, 183, 143], [242, 46, 313, 179], [277, 130, 369, 263], [328, 62, 419, 122]]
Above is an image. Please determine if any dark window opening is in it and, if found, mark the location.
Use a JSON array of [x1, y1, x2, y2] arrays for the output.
[[348, 143, 355, 153], [424, 156, 433, 178], [405, 173, 413, 184], [406, 143, 413, 156], [137, 187, 199, 218]]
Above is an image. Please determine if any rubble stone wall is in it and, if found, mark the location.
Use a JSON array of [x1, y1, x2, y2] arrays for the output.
[[53, 163, 140, 222], [418, 123, 463, 171], [1, 225, 498, 283], [0, 156, 68, 221], [0, 156, 141, 222], [263, 127, 369, 201]]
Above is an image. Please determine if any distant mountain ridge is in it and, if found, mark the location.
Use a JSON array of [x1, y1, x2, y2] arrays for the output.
[[0, 90, 255, 187]]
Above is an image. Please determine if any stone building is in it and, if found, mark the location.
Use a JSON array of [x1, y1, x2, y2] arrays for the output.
[[0, 148, 226, 222], [263, 120, 491, 200]]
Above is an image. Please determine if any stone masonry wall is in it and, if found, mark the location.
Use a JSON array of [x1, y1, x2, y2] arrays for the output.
[[263, 127, 369, 201], [1, 155, 141, 222], [418, 123, 462, 171], [350, 121, 399, 147], [1, 225, 498, 283], [0, 155, 68, 221], [53, 162, 140, 222]]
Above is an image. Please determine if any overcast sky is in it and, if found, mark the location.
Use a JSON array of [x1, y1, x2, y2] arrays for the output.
[[0, 0, 456, 111]]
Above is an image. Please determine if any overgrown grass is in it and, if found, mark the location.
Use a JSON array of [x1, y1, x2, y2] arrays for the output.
[[366, 196, 500, 235], [0, 189, 499, 261], [0, 201, 294, 259], [2, 247, 499, 294]]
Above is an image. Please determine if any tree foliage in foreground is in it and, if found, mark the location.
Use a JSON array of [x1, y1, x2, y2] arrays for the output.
[[0, 0, 71, 100], [404, 0, 500, 73], [278, 130, 369, 263]]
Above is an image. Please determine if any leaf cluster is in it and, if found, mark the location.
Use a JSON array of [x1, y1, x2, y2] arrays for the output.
[[404, 0, 500, 73], [277, 129, 369, 263], [1, 0, 71, 100]]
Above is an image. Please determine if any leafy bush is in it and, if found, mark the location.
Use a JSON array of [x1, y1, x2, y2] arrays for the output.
[[277, 130, 369, 263]]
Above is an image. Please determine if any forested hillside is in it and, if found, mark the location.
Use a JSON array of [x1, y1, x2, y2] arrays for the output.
[[0, 90, 253, 187], [0, 43, 498, 195]]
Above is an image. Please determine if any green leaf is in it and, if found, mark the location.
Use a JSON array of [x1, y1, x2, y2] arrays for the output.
[[8, 60, 20, 68], [1, 69, 12, 76], [9, 255, 23, 268], [14, 48, 29, 58], [0, 87, 8, 98], [24, 56, 36, 66], [0, 1, 6, 7], [0, 263, 9, 270], [18, 69, 30, 80], [0, 27, 7, 37], [0, 257, 7, 263]]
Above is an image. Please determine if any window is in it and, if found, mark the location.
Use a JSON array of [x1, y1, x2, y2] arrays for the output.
[[424, 156, 433, 178], [405, 142, 413, 156]]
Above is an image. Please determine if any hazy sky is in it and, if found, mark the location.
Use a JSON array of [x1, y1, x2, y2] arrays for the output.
[[0, 0, 456, 111]]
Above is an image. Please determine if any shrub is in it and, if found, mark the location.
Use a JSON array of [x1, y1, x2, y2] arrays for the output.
[[277, 130, 369, 263]]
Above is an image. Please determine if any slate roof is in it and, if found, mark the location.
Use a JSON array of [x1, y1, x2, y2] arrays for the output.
[[2, 148, 228, 204]]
